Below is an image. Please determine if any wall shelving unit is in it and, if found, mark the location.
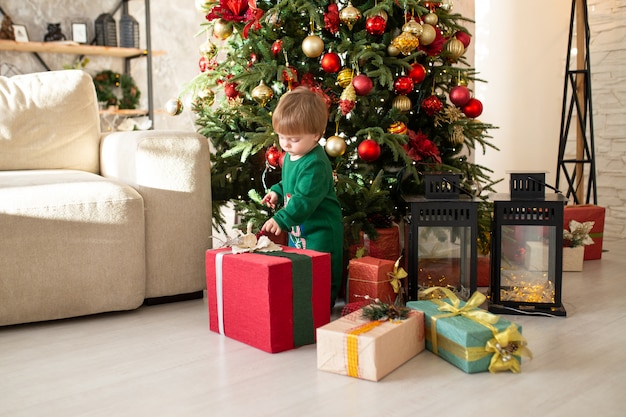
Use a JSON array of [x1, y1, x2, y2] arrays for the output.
[[0, 0, 161, 127]]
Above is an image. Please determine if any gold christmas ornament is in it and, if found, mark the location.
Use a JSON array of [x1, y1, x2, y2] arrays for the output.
[[423, 12, 439, 26], [199, 39, 217, 58], [373, 10, 388, 21], [387, 44, 401, 56], [391, 32, 420, 55], [388, 121, 408, 135], [402, 19, 423, 36], [325, 135, 347, 157], [196, 88, 215, 107], [302, 34, 325, 58], [165, 98, 183, 116], [340, 83, 357, 102], [339, 2, 362, 30], [392, 95, 412, 112], [251, 80, 273, 106], [418, 23, 436, 46], [337, 68, 354, 88], [213, 19, 233, 40], [444, 38, 465, 60], [441, 0, 454, 11]]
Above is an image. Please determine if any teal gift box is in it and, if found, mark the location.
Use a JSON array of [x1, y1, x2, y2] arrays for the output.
[[407, 289, 530, 374]]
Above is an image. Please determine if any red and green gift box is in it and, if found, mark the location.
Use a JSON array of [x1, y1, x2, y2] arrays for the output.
[[205, 246, 331, 353], [407, 288, 532, 374], [563, 204, 605, 260], [347, 256, 403, 304], [316, 308, 425, 381]]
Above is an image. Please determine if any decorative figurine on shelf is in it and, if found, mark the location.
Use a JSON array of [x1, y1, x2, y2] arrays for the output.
[[43, 23, 66, 42], [0, 12, 15, 40]]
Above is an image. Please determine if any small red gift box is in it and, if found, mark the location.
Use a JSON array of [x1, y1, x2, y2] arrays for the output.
[[348, 224, 401, 261], [347, 256, 399, 304], [563, 204, 606, 260], [205, 246, 331, 353]]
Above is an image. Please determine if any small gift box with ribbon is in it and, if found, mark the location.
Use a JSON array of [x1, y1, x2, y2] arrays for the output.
[[407, 287, 532, 374], [563, 204, 605, 260], [205, 226, 331, 353], [316, 300, 425, 381], [347, 256, 406, 305]]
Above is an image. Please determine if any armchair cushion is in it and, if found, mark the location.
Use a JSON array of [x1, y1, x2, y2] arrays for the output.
[[0, 169, 146, 326], [0, 70, 101, 173]]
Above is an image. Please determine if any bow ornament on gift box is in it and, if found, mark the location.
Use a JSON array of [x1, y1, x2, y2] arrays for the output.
[[485, 323, 533, 374], [211, 222, 282, 254], [387, 257, 407, 294], [422, 286, 499, 326]]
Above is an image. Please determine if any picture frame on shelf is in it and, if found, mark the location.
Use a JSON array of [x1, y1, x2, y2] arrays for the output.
[[71, 21, 89, 44], [12, 24, 29, 42]]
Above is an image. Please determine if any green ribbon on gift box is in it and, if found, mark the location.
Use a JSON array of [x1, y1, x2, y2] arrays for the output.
[[263, 251, 314, 347]]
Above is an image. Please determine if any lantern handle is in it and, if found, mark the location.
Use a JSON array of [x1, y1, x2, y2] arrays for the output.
[[525, 175, 563, 194]]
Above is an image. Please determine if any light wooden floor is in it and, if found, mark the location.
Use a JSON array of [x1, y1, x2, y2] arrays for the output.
[[2, 240, 625, 417]]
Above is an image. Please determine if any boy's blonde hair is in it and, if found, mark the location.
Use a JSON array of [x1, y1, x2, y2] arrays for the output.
[[272, 87, 329, 137]]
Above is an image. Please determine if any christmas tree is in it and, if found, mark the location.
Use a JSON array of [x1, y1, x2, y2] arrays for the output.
[[181, 0, 498, 254]]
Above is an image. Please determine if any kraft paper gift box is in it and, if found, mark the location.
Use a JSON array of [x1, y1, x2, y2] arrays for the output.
[[563, 204, 605, 260], [316, 309, 425, 381], [347, 256, 400, 304], [407, 289, 530, 374], [205, 246, 331, 353]]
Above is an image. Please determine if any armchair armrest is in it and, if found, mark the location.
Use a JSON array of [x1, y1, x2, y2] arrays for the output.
[[100, 130, 212, 298]]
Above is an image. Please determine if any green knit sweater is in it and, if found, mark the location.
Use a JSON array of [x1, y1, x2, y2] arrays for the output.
[[270, 144, 344, 305]]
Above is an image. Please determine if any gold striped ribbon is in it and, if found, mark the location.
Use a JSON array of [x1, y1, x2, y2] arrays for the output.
[[346, 320, 385, 377]]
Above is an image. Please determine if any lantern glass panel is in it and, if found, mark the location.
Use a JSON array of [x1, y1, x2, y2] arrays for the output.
[[418, 225, 472, 300], [498, 224, 557, 304]]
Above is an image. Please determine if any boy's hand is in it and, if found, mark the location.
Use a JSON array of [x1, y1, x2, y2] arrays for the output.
[[261, 218, 282, 235], [262, 191, 278, 209]]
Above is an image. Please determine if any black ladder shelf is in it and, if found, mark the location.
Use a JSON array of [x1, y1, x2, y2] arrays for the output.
[[556, 0, 597, 205]]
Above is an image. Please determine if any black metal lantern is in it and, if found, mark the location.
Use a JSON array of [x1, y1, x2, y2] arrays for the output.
[[95, 13, 117, 47], [489, 172, 568, 316], [403, 173, 478, 301]]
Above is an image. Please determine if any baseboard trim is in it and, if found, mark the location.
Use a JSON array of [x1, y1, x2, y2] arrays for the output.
[[143, 290, 205, 306]]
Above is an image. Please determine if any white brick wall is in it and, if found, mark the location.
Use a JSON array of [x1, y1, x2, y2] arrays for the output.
[[588, 0, 626, 240]]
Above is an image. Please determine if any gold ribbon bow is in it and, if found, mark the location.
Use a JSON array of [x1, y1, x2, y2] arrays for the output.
[[422, 286, 499, 327], [485, 323, 533, 374], [387, 257, 407, 294]]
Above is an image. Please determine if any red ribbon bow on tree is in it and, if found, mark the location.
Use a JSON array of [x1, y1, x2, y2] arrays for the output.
[[206, 0, 262, 38]]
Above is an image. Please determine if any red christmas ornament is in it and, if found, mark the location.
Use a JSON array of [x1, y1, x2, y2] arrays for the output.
[[265, 146, 282, 168], [281, 66, 298, 84], [199, 56, 209, 72], [248, 53, 258, 67], [352, 74, 373, 96], [421, 95, 443, 116], [357, 138, 381, 162], [320, 52, 341, 73], [365, 15, 387, 36], [408, 63, 427, 84], [393, 76, 414, 95], [462, 98, 483, 118], [224, 82, 239, 99], [449, 85, 471, 107], [455, 31, 472, 49], [271, 40, 283, 57]]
